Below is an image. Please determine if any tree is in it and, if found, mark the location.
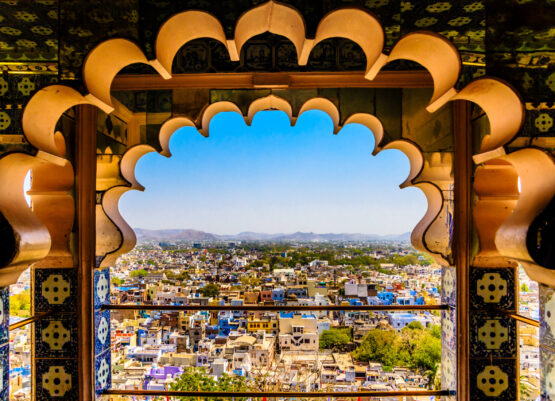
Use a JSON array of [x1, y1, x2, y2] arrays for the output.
[[199, 283, 220, 298], [10, 290, 31, 318], [319, 328, 352, 350], [111, 277, 124, 286], [351, 329, 397, 367], [406, 321, 424, 330], [130, 269, 148, 278], [240, 275, 260, 287], [521, 283, 529, 292], [170, 367, 252, 401], [352, 324, 442, 387]]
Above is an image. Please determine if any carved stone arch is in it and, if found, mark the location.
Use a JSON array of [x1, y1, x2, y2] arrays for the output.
[[232, 1, 307, 62], [300, 7, 386, 80], [0, 0, 543, 288]]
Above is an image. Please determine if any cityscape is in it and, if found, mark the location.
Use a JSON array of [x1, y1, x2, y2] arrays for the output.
[[9, 235, 540, 400]]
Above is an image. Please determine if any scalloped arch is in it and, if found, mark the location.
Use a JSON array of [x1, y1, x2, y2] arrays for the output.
[[83, 38, 170, 112], [99, 186, 137, 268], [22, 85, 91, 157], [302, 8, 386, 80], [159, 117, 197, 157], [155, 11, 228, 74], [452, 78, 525, 157], [381, 140, 424, 189], [120, 145, 158, 191], [1, 1, 536, 284], [0, 153, 52, 285], [200, 101, 244, 136], [495, 149, 555, 268], [386, 32, 460, 111]]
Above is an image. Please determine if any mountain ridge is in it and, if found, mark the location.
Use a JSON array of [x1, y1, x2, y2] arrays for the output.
[[134, 228, 411, 242]]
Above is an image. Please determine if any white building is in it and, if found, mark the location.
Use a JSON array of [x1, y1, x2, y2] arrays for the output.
[[278, 315, 319, 351]]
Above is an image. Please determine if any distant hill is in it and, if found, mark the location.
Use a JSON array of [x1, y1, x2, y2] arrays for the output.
[[134, 228, 218, 241], [134, 228, 411, 243]]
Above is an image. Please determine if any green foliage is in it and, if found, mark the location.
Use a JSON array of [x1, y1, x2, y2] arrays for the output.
[[111, 277, 124, 286], [407, 321, 424, 330], [521, 283, 529, 292], [240, 275, 260, 287], [199, 283, 220, 298], [351, 329, 398, 367], [130, 269, 148, 278], [319, 328, 352, 350], [164, 269, 190, 281], [10, 290, 31, 318], [352, 324, 442, 387], [520, 375, 534, 399], [170, 367, 252, 401], [147, 259, 156, 265], [388, 254, 419, 267]]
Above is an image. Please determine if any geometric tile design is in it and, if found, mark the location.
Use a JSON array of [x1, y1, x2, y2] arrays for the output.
[[94, 268, 110, 310], [477, 365, 509, 397], [469, 358, 517, 400], [41, 274, 71, 305], [442, 307, 456, 352], [441, 266, 456, 307], [94, 350, 111, 396], [35, 315, 78, 358], [540, 346, 555, 401], [42, 365, 72, 397], [441, 346, 456, 392], [35, 358, 78, 401], [470, 313, 516, 358], [477, 273, 507, 303], [94, 309, 110, 356], [470, 267, 515, 311], [0, 344, 8, 401], [34, 269, 77, 313], [540, 284, 555, 350], [0, 287, 8, 346]]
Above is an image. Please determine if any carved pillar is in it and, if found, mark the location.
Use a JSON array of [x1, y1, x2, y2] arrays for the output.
[[76, 105, 97, 401]]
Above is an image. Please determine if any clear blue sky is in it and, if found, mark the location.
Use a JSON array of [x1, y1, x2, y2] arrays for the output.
[[119, 110, 426, 235]]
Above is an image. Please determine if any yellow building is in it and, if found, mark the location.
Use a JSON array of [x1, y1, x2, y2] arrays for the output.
[[247, 316, 278, 335]]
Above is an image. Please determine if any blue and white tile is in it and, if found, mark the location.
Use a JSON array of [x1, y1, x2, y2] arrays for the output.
[[0, 287, 8, 346], [0, 345, 8, 401], [470, 312, 516, 358], [441, 307, 456, 352], [540, 284, 555, 351], [95, 350, 111, 396], [35, 358, 78, 401], [441, 346, 456, 393], [540, 345, 555, 400], [94, 268, 110, 311], [470, 267, 515, 311], [94, 309, 110, 356], [34, 268, 77, 313], [35, 315, 78, 359], [441, 266, 456, 307]]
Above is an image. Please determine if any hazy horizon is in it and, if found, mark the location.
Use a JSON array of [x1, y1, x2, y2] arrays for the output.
[[119, 110, 426, 234], [132, 227, 411, 236]]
